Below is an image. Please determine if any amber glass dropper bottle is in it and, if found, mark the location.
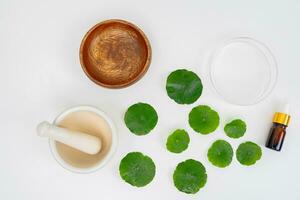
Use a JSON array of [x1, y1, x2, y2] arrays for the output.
[[266, 104, 291, 151]]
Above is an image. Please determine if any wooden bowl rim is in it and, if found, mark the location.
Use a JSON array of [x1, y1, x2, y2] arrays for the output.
[[79, 19, 152, 89]]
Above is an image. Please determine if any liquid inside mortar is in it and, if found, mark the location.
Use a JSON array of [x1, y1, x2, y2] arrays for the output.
[[55, 110, 112, 169]]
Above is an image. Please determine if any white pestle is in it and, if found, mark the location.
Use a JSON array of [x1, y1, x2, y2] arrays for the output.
[[37, 121, 102, 155]]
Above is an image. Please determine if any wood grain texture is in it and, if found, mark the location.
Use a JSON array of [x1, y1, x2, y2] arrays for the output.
[[80, 19, 151, 88]]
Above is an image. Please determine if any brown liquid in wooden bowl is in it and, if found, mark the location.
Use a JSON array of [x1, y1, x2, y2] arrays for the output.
[[80, 19, 151, 88]]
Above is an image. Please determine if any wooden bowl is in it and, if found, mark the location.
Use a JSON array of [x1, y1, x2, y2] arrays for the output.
[[80, 19, 151, 88]]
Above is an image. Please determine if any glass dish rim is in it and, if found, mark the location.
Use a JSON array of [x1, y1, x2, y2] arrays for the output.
[[208, 36, 278, 106]]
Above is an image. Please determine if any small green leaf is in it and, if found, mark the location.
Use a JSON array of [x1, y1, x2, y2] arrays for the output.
[[224, 119, 247, 139], [119, 152, 156, 187], [207, 140, 233, 168], [173, 159, 207, 194], [236, 142, 262, 166], [124, 103, 158, 135], [166, 69, 203, 104], [189, 105, 220, 134], [166, 129, 190, 153]]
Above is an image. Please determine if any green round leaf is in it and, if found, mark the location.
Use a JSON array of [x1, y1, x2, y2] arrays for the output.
[[207, 140, 233, 168], [124, 103, 158, 135], [173, 159, 207, 194], [236, 142, 262, 166], [166, 129, 190, 153], [166, 69, 203, 104], [224, 119, 247, 139], [189, 105, 220, 134], [119, 152, 156, 187]]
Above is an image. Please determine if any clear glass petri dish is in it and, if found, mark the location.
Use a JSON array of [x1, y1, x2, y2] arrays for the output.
[[209, 37, 278, 106]]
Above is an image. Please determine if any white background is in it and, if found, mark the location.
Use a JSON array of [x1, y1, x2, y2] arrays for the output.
[[1, 0, 300, 199]]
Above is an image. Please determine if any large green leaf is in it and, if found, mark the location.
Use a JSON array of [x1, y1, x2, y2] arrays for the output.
[[119, 152, 156, 187], [207, 140, 233, 168], [173, 159, 207, 194], [166, 69, 203, 104], [124, 102, 158, 135], [224, 119, 246, 139], [189, 105, 220, 134], [236, 142, 262, 166], [166, 129, 190, 153]]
